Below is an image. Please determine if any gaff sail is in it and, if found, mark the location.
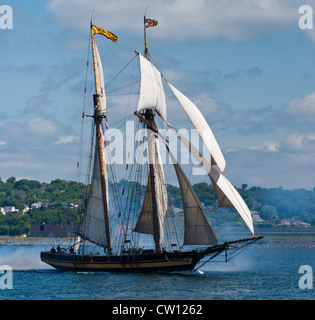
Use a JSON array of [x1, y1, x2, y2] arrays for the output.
[[79, 130, 110, 247], [134, 129, 168, 245]]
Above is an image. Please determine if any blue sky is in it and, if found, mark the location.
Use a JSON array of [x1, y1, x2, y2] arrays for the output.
[[1, 0, 315, 189]]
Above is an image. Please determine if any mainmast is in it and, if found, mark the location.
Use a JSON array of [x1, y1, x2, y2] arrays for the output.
[[90, 25, 111, 251], [143, 16, 160, 252]]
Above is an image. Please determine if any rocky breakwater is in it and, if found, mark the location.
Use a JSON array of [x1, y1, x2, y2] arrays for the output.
[[0, 236, 72, 246]]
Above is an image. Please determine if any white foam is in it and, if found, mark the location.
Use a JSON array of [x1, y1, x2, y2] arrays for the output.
[[0, 246, 53, 270]]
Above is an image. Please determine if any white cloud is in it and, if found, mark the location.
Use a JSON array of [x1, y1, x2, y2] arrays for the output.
[[246, 132, 315, 155], [282, 132, 315, 153], [27, 117, 60, 136], [285, 91, 315, 123], [265, 90, 315, 134], [224, 146, 315, 189], [249, 140, 280, 152], [54, 135, 78, 144], [2, 0, 314, 189], [23, 94, 52, 116], [193, 93, 229, 118], [0, 114, 80, 182], [47, 0, 302, 42]]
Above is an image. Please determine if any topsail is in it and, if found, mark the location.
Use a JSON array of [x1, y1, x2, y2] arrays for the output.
[[166, 81, 226, 172], [137, 54, 167, 121], [93, 43, 106, 113]]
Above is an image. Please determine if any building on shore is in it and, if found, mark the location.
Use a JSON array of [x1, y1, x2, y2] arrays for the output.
[[30, 223, 78, 237]]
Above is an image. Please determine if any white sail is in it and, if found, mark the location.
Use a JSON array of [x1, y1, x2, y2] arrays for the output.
[[169, 126, 254, 235], [209, 167, 254, 235], [94, 42, 106, 112], [170, 155, 218, 246], [79, 130, 109, 247], [168, 124, 211, 174], [134, 129, 168, 245], [137, 54, 167, 121], [166, 81, 225, 172]]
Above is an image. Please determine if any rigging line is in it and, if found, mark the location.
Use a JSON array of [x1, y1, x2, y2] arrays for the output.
[[77, 37, 94, 223], [107, 80, 140, 93], [100, 36, 135, 79], [81, 121, 95, 214], [120, 160, 135, 243], [108, 113, 133, 130], [194, 248, 226, 271], [107, 92, 139, 97], [107, 158, 123, 224], [76, 31, 92, 186], [225, 243, 254, 262], [106, 54, 138, 89], [125, 54, 138, 120], [146, 53, 166, 80], [158, 135, 181, 250]]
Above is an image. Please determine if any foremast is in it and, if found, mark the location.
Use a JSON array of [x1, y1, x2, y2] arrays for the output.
[[90, 24, 111, 251]]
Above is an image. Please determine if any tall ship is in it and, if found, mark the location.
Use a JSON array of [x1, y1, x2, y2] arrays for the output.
[[41, 18, 262, 272]]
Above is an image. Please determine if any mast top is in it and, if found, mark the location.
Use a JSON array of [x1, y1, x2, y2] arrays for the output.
[[144, 16, 158, 60]]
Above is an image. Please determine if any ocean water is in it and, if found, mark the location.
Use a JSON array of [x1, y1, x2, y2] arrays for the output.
[[0, 245, 314, 300]]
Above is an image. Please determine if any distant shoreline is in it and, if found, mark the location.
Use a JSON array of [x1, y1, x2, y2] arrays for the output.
[[252, 240, 315, 249], [1, 234, 315, 249]]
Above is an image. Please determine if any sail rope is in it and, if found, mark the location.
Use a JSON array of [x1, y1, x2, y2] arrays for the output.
[[105, 54, 138, 90], [194, 248, 226, 271], [74, 34, 96, 251], [109, 113, 134, 129], [99, 36, 136, 80], [76, 31, 92, 189]]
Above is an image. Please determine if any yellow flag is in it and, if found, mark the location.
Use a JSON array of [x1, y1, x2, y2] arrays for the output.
[[91, 25, 118, 43]]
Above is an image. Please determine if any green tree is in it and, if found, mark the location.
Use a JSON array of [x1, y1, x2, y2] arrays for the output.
[[260, 205, 278, 221], [14, 179, 41, 191]]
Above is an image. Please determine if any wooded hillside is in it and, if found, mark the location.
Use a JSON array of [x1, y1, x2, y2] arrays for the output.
[[1, 176, 315, 236]]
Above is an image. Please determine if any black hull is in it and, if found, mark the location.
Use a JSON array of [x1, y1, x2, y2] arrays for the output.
[[40, 244, 228, 273], [40, 237, 262, 273], [41, 250, 205, 273]]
